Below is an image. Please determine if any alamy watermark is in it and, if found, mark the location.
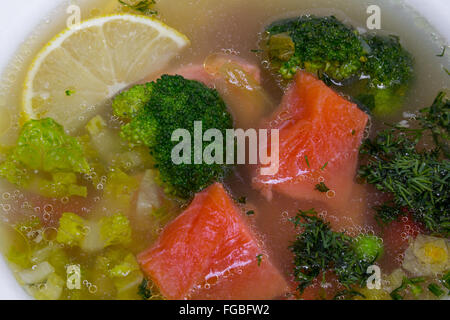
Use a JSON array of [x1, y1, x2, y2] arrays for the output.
[[171, 122, 280, 175], [367, 5, 381, 30]]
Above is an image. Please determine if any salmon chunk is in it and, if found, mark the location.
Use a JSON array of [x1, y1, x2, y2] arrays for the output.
[[253, 71, 369, 229], [138, 183, 289, 300]]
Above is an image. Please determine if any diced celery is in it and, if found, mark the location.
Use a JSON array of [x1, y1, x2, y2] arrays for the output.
[[85, 115, 107, 137], [29, 273, 64, 300], [56, 212, 88, 247], [80, 220, 105, 253], [109, 253, 140, 278], [99, 212, 132, 247], [18, 261, 55, 285], [104, 169, 139, 206]]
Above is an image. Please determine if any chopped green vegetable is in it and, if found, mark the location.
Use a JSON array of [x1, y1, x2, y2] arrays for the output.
[[118, 0, 157, 15], [428, 283, 445, 297], [256, 254, 263, 267], [99, 212, 132, 247], [418, 91, 449, 158], [0, 118, 90, 198], [304, 155, 310, 168], [12, 118, 89, 174], [442, 271, 450, 292], [390, 277, 425, 300], [108, 253, 140, 278], [56, 212, 88, 247], [353, 235, 384, 262], [28, 273, 65, 300], [103, 168, 140, 209], [437, 46, 446, 57], [116, 75, 234, 199], [359, 92, 450, 236], [95, 247, 144, 299], [237, 196, 247, 204], [289, 209, 383, 293], [360, 34, 413, 116], [363, 34, 413, 90], [37, 172, 87, 198], [138, 278, 152, 300], [315, 182, 330, 193], [65, 89, 75, 96], [265, 15, 366, 81], [112, 83, 153, 120], [246, 210, 255, 216], [267, 33, 295, 62]]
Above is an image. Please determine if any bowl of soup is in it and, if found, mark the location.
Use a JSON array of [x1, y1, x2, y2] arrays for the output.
[[0, 0, 448, 300]]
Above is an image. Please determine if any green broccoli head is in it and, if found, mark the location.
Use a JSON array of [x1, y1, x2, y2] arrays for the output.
[[363, 34, 413, 89], [116, 75, 234, 199], [112, 83, 153, 119], [359, 34, 414, 116], [265, 15, 366, 81]]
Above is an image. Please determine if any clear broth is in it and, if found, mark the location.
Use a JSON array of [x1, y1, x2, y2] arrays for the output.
[[0, 0, 448, 300]]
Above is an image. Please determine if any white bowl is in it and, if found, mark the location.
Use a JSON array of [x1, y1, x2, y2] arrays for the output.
[[0, 0, 448, 300]]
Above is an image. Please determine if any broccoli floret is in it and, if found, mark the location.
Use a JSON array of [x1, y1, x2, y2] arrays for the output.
[[265, 15, 366, 81], [360, 34, 414, 116], [99, 212, 132, 247], [56, 212, 88, 247], [116, 75, 234, 199], [112, 83, 153, 120], [363, 34, 413, 89], [0, 118, 90, 197]]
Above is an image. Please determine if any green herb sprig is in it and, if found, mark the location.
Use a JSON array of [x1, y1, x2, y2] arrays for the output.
[[289, 209, 382, 294], [359, 92, 450, 236]]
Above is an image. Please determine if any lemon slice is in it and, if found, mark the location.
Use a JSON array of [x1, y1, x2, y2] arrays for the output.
[[23, 14, 190, 133]]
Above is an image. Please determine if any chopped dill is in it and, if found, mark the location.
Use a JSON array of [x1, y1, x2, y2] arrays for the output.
[[428, 283, 445, 298], [304, 155, 310, 168], [442, 271, 450, 292], [256, 254, 263, 266], [65, 89, 75, 96], [437, 46, 446, 57], [246, 210, 255, 216], [320, 162, 328, 170], [289, 209, 381, 294], [315, 182, 330, 193], [137, 278, 152, 300], [359, 91, 450, 236], [237, 196, 247, 204]]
